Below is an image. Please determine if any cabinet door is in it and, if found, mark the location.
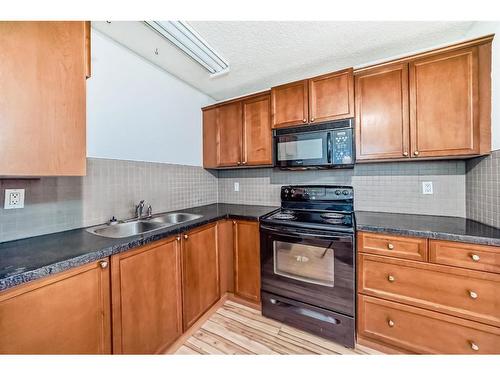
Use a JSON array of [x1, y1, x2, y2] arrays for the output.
[[0, 260, 111, 354], [234, 220, 261, 302], [271, 80, 309, 128], [202, 108, 219, 168], [0, 21, 87, 176], [309, 68, 354, 123], [243, 94, 272, 166], [182, 223, 220, 329], [218, 102, 243, 166], [111, 238, 182, 354], [355, 63, 410, 161], [409, 47, 479, 158]]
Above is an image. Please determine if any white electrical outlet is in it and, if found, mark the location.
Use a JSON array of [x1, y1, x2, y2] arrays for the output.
[[422, 181, 433, 195], [234, 182, 240, 192], [4, 189, 25, 209]]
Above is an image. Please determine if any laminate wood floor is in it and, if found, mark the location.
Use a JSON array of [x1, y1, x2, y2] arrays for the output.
[[173, 300, 380, 355]]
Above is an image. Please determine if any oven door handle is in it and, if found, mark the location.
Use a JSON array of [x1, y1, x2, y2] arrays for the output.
[[260, 225, 351, 241]]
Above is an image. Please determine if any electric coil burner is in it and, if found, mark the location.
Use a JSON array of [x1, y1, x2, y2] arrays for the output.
[[260, 185, 355, 348]]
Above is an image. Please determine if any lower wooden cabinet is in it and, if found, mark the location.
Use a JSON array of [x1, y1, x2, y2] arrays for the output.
[[182, 222, 220, 330], [111, 237, 182, 354], [233, 220, 261, 302], [0, 260, 111, 354]]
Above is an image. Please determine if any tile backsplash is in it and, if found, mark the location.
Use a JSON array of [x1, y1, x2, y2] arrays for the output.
[[466, 150, 500, 228], [218, 160, 466, 217], [0, 158, 218, 242]]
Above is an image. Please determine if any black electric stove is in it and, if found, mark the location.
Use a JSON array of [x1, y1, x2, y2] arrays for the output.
[[260, 185, 355, 348]]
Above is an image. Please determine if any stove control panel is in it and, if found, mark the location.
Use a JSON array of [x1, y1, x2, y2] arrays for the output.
[[282, 186, 353, 201]]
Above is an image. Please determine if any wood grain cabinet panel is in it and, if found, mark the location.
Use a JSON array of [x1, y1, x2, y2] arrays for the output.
[[0, 21, 88, 176], [182, 223, 220, 330], [357, 231, 427, 261], [0, 260, 111, 354], [355, 63, 409, 160], [202, 108, 218, 168], [309, 68, 354, 123], [218, 220, 235, 294], [217, 102, 243, 166], [359, 295, 500, 354], [243, 94, 272, 166], [271, 80, 309, 128], [111, 238, 182, 354], [409, 47, 480, 158], [358, 253, 500, 327], [430, 240, 500, 274], [234, 220, 261, 302]]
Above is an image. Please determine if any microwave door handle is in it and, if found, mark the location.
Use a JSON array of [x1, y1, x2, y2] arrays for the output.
[[327, 132, 332, 164]]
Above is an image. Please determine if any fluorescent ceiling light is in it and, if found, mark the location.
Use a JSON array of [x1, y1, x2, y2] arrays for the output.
[[144, 21, 229, 76]]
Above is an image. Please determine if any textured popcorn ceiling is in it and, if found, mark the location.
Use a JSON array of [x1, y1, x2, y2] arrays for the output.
[[93, 21, 476, 101]]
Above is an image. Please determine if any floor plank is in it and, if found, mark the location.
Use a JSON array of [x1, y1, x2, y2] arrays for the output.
[[173, 300, 380, 355]]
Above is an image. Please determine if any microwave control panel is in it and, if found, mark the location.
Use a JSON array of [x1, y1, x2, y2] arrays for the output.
[[332, 128, 353, 165]]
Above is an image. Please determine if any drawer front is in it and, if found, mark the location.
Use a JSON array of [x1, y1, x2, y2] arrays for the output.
[[357, 231, 428, 261], [358, 254, 500, 327], [430, 240, 500, 274], [358, 295, 500, 354]]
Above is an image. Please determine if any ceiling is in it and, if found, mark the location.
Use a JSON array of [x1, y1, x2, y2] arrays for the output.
[[93, 21, 476, 101]]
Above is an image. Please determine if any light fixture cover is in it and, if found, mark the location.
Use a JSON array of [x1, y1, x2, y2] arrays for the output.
[[144, 21, 229, 75]]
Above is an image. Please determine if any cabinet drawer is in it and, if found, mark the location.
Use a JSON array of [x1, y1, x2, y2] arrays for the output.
[[358, 295, 500, 354], [358, 254, 500, 327], [430, 240, 500, 274], [357, 231, 428, 261]]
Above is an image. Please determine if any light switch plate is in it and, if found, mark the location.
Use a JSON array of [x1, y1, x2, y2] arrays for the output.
[[422, 181, 433, 195], [4, 189, 25, 209], [234, 182, 240, 192]]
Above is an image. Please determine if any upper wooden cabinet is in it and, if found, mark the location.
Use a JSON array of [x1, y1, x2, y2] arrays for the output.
[[355, 63, 409, 160], [0, 260, 111, 354], [355, 37, 492, 162], [0, 21, 90, 176], [202, 92, 272, 168], [271, 68, 354, 129], [111, 237, 182, 354]]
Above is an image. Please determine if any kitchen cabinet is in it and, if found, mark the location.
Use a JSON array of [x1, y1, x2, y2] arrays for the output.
[[218, 101, 243, 166], [0, 260, 111, 354], [354, 37, 492, 162], [202, 107, 218, 169], [111, 237, 182, 354], [233, 220, 261, 302], [242, 94, 273, 166], [0, 21, 89, 176], [182, 222, 220, 330], [271, 69, 354, 129], [218, 220, 235, 294], [355, 63, 409, 160]]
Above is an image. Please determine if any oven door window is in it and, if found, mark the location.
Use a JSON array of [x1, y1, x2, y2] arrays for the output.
[[275, 131, 329, 167], [273, 240, 334, 287]]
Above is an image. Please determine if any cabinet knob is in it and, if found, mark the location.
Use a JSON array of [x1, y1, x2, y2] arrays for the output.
[[99, 260, 108, 269], [387, 319, 395, 327], [388, 275, 395, 282], [310, 117, 315, 122], [468, 290, 478, 299], [184, 234, 189, 240], [470, 254, 480, 262], [387, 243, 394, 250], [414, 150, 419, 156], [302, 118, 307, 123], [242, 161, 247, 165], [176, 236, 181, 241], [470, 342, 479, 351], [237, 161, 241, 166], [232, 220, 236, 225], [403, 151, 408, 157]]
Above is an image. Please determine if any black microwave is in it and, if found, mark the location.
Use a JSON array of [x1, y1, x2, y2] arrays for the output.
[[273, 119, 355, 169]]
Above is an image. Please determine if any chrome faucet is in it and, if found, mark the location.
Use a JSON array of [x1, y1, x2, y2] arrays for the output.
[[135, 200, 145, 219]]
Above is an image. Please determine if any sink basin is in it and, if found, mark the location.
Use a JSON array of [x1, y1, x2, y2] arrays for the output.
[[148, 212, 202, 225], [86, 212, 203, 238]]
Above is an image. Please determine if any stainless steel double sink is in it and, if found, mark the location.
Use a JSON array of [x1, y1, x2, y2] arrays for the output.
[[86, 212, 202, 238]]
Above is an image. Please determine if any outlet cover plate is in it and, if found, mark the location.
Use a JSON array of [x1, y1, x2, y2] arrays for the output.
[[4, 189, 25, 209], [234, 182, 240, 192], [422, 182, 433, 195]]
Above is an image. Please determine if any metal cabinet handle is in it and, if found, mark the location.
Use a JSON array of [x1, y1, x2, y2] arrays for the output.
[[99, 260, 108, 269], [388, 275, 395, 282], [470, 254, 480, 262], [468, 290, 478, 299], [470, 342, 479, 351], [184, 234, 189, 240], [387, 243, 394, 250], [387, 319, 395, 327], [403, 151, 409, 157], [414, 150, 419, 156]]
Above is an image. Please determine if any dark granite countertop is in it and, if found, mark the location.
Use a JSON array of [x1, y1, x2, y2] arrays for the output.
[[355, 211, 500, 246], [0, 203, 278, 292]]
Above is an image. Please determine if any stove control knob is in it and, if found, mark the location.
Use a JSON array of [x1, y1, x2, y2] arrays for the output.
[[342, 190, 350, 196], [335, 190, 341, 195], [284, 189, 289, 195]]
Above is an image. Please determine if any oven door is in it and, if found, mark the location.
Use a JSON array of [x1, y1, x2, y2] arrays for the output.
[[260, 225, 354, 316], [274, 130, 331, 168]]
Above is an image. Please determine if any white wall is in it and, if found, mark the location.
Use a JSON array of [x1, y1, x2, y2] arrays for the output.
[[86, 29, 215, 166], [465, 22, 500, 150]]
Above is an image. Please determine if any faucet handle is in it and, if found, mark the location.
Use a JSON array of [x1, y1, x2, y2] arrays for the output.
[[147, 205, 152, 217]]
